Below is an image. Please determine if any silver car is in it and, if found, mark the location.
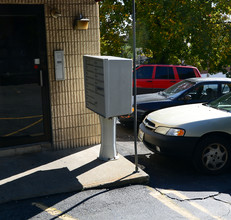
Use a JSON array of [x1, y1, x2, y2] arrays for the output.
[[139, 92, 231, 174]]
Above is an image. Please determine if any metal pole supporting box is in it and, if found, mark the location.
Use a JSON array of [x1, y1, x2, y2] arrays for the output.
[[99, 116, 119, 161]]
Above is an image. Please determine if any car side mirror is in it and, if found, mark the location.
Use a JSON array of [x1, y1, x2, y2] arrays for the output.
[[184, 94, 192, 101], [179, 94, 192, 101]]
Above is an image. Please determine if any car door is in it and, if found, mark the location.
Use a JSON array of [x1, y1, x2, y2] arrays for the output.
[[135, 65, 154, 94], [180, 83, 220, 104], [153, 66, 178, 90]]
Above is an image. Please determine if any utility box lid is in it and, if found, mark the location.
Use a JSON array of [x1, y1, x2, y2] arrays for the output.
[[83, 55, 133, 118]]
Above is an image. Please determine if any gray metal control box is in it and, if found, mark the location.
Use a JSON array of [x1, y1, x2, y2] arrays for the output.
[[54, 50, 65, 80], [83, 55, 133, 118]]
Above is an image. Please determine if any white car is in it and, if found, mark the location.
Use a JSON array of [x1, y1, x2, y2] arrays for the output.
[[139, 92, 231, 174]]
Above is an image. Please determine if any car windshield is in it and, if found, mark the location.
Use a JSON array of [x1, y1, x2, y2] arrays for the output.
[[207, 92, 231, 112], [162, 80, 195, 98]]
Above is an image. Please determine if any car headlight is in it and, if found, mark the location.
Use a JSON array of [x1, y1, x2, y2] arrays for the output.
[[154, 127, 169, 135], [155, 127, 185, 136]]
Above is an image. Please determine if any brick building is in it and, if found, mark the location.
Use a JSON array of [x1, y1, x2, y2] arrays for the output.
[[0, 0, 101, 151]]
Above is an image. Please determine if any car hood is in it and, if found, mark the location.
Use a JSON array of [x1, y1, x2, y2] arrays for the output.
[[147, 103, 230, 128], [136, 92, 168, 104]]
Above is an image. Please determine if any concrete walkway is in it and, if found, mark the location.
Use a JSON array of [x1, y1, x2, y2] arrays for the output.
[[0, 144, 149, 204]]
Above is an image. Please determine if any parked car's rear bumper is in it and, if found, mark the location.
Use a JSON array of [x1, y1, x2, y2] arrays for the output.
[[139, 123, 199, 158], [118, 112, 144, 125], [118, 114, 134, 125]]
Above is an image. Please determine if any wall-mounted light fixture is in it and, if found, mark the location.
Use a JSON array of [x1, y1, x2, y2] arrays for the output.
[[51, 8, 61, 18], [73, 15, 89, 30]]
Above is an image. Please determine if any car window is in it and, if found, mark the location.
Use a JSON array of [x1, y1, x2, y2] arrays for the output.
[[163, 80, 194, 97], [177, 67, 196, 79], [136, 66, 153, 79], [155, 67, 174, 79], [221, 83, 231, 95], [208, 92, 231, 112], [186, 83, 218, 101]]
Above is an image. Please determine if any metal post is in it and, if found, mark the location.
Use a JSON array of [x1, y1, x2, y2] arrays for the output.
[[99, 116, 119, 161], [132, 0, 139, 173]]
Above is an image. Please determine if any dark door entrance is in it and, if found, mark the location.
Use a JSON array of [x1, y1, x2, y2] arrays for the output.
[[0, 5, 51, 147]]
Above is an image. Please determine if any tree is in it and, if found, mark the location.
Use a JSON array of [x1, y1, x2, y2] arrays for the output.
[[99, 0, 231, 74], [99, 0, 132, 56]]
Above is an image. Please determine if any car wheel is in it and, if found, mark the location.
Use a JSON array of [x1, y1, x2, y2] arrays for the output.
[[193, 136, 231, 174]]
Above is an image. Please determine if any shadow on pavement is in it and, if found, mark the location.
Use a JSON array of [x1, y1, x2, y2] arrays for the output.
[[0, 146, 91, 180], [124, 152, 231, 196]]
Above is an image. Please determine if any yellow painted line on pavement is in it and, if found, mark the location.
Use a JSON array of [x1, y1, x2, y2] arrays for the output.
[[161, 189, 224, 220], [32, 202, 78, 220], [148, 189, 200, 220]]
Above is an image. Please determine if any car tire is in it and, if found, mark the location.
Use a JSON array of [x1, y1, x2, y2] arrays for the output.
[[193, 136, 231, 175]]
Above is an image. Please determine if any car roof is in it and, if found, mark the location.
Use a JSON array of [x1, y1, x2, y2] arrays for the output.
[[137, 64, 196, 68], [186, 77, 231, 83]]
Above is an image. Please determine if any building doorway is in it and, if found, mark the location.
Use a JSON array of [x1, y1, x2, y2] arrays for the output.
[[0, 4, 51, 147]]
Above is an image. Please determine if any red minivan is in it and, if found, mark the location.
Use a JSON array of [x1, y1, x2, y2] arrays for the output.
[[135, 64, 201, 94]]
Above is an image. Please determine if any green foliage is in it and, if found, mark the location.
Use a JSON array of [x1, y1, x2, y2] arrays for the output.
[[99, 0, 231, 74], [99, 0, 132, 56]]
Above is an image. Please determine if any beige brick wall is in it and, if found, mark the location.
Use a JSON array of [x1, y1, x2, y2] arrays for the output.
[[0, 0, 101, 149]]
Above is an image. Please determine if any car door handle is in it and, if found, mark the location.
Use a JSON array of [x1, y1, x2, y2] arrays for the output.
[[146, 80, 152, 82], [170, 81, 177, 83]]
